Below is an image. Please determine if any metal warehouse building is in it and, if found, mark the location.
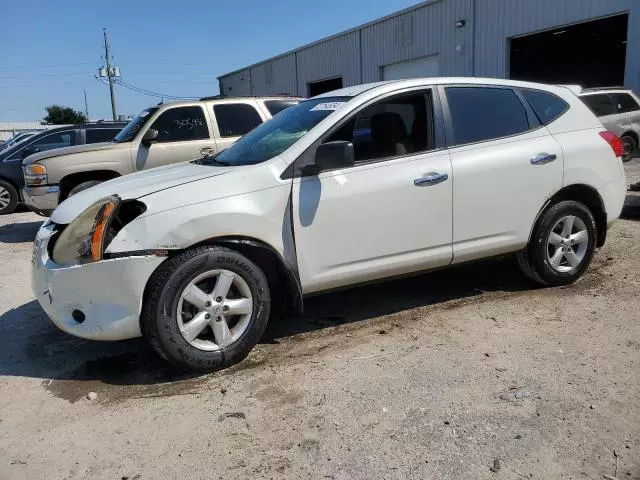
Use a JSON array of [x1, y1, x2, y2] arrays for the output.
[[219, 0, 640, 97]]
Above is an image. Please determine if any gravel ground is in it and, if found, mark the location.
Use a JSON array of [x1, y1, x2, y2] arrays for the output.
[[0, 161, 639, 480]]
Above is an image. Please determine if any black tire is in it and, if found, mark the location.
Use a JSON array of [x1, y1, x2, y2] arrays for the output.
[[518, 200, 597, 286], [0, 179, 19, 215], [141, 246, 271, 372], [621, 134, 637, 163], [68, 180, 103, 197]]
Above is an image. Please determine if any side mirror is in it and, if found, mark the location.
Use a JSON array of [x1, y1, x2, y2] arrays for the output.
[[22, 146, 40, 158], [314, 141, 355, 172], [142, 128, 159, 146]]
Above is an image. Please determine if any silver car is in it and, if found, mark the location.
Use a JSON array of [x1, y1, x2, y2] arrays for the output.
[[579, 87, 640, 162]]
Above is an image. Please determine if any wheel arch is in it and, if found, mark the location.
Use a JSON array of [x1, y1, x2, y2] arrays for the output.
[[187, 235, 303, 317], [59, 170, 121, 201], [531, 184, 607, 248]]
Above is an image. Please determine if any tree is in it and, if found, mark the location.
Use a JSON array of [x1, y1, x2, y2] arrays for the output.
[[42, 105, 87, 125]]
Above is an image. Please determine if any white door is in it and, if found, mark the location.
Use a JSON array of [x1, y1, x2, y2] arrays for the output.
[[293, 89, 453, 294], [382, 56, 440, 81], [135, 105, 216, 171], [442, 86, 564, 263]]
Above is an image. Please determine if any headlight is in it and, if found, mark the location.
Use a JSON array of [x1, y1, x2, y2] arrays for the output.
[[52, 196, 119, 266], [23, 164, 48, 186]]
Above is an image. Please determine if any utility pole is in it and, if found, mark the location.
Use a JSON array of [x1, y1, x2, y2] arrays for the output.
[[83, 89, 89, 120], [103, 28, 117, 121]]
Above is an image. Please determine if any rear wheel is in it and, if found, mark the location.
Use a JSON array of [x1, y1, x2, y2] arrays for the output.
[[518, 200, 597, 286], [621, 134, 637, 163], [141, 246, 271, 372], [0, 180, 18, 215]]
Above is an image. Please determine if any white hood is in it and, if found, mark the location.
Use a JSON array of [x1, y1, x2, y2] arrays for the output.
[[50, 161, 233, 224]]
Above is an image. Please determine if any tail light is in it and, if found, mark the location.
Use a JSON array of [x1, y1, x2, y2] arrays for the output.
[[599, 131, 624, 158]]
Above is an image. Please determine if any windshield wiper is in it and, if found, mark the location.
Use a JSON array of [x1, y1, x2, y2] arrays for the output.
[[193, 156, 230, 167]]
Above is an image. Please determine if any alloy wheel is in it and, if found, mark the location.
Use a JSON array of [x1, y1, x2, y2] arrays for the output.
[[546, 215, 589, 273], [0, 186, 10, 210]]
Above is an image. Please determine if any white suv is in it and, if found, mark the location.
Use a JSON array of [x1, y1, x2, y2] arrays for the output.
[[32, 78, 627, 372]]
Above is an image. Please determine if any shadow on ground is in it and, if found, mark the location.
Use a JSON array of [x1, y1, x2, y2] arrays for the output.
[[0, 255, 532, 395], [621, 193, 640, 220], [0, 221, 42, 243]]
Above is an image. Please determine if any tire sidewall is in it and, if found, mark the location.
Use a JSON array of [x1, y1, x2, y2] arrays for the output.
[[622, 135, 637, 162], [152, 248, 270, 371], [530, 201, 597, 286], [0, 180, 18, 215]]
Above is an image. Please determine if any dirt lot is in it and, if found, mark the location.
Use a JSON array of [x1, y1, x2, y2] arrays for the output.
[[1, 162, 639, 480]]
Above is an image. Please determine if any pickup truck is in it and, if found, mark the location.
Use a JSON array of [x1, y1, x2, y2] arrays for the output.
[[22, 96, 300, 216]]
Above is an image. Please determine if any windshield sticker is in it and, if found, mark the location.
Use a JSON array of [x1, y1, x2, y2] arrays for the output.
[[140, 111, 150, 117], [310, 102, 344, 112]]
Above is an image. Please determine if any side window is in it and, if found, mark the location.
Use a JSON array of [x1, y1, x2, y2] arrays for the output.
[[30, 131, 75, 151], [326, 90, 435, 163], [264, 100, 299, 116], [521, 89, 569, 125], [150, 106, 209, 142], [581, 94, 616, 117], [610, 93, 640, 114], [213, 103, 263, 137], [445, 87, 530, 145], [86, 128, 119, 144]]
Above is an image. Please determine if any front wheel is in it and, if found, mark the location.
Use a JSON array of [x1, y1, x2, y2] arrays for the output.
[[517, 200, 597, 286], [141, 246, 271, 372], [0, 180, 18, 215], [621, 134, 637, 163]]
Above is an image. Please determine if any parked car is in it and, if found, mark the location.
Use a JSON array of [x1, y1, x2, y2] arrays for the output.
[[22, 96, 301, 216], [2, 131, 38, 151], [32, 78, 626, 372], [0, 122, 125, 214], [577, 87, 640, 162]]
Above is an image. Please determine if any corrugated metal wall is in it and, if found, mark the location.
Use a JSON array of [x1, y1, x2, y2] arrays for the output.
[[219, 0, 640, 96]]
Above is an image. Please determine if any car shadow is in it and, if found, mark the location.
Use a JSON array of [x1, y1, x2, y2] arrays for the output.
[[0, 221, 42, 243], [0, 255, 532, 389], [621, 193, 640, 220]]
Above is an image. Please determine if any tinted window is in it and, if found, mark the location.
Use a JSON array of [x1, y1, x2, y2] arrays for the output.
[[327, 91, 435, 163], [214, 104, 263, 137], [150, 106, 209, 142], [521, 89, 569, 125], [30, 131, 75, 151], [265, 100, 299, 116], [611, 93, 640, 113], [446, 87, 530, 145], [86, 128, 120, 143], [581, 94, 616, 117]]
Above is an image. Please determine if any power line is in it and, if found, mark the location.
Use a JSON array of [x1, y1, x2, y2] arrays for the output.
[[115, 79, 197, 100]]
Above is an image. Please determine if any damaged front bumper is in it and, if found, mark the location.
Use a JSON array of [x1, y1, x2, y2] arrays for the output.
[[31, 221, 166, 341]]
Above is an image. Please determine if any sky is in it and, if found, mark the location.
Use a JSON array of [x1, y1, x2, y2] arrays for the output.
[[0, 0, 421, 122]]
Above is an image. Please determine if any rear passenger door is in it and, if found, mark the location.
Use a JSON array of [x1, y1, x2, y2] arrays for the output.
[[209, 101, 266, 152], [441, 85, 564, 263]]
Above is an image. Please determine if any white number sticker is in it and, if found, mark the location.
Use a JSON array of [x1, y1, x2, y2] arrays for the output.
[[310, 102, 344, 112]]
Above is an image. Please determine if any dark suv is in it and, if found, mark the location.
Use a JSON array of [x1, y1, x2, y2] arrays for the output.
[[0, 122, 125, 214]]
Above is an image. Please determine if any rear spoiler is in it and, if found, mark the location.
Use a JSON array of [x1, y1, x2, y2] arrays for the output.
[[557, 84, 582, 95]]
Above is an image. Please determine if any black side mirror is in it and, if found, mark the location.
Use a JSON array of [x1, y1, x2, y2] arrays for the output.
[[314, 141, 355, 172], [142, 128, 159, 146], [22, 146, 40, 158]]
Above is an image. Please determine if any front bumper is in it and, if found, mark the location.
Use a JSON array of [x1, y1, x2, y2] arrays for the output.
[[22, 185, 60, 216], [31, 222, 166, 341]]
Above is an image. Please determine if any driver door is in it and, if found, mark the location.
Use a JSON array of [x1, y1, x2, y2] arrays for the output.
[[292, 88, 453, 294], [134, 105, 215, 171]]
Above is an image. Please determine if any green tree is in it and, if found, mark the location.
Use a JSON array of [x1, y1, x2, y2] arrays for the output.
[[42, 105, 87, 125]]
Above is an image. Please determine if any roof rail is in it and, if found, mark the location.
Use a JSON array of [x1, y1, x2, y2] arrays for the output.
[[580, 86, 628, 92], [199, 94, 304, 101]]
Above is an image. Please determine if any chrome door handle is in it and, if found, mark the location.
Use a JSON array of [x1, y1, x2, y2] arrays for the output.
[[530, 152, 557, 165], [200, 146, 215, 156], [414, 172, 449, 186]]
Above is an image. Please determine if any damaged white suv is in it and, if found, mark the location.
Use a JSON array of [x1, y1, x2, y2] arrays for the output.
[[32, 78, 627, 372]]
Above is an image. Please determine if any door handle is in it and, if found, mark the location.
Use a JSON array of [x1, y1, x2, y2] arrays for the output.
[[414, 172, 449, 186], [530, 152, 557, 165], [200, 146, 215, 157]]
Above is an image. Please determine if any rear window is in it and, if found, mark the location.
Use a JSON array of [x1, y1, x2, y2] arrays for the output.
[[86, 128, 120, 143], [521, 89, 569, 125], [581, 94, 616, 117], [264, 100, 299, 116], [610, 93, 640, 113], [445, 87, 530, 145], [213, 103, 263, 137]]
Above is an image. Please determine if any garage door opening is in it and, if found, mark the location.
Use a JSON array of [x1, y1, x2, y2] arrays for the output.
[[382, 55, 440, 81], [308, 77, 343, 97], [510, 14, 628, 88]]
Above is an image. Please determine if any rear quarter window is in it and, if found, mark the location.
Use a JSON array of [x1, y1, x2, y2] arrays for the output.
[[521, 89, 569, 125], [610, 93, 640, 113]]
